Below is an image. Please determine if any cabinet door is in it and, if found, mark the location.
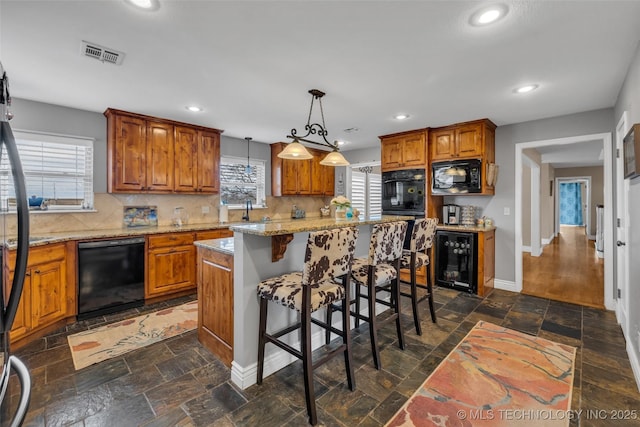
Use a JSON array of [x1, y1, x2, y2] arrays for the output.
[[113, 114, 147, 191], [174, 126, 199, 192], [195, 229, 233, 241], [322, 164, 335, 196], [197, 130, 220, 193], [381, 137, 403, 170], [297, 158, 312, 194], [146, 121, 174, 192], [401, 133, 426, 167], [456, 124, 483, 158], [30, 258, 67, 329], [200, 254, 233, 346], [281, 158, 299, 195], [310, 153, 324, 195], [430, 128, 456, 161], [147, 245, 197, 298], [5, 271, 31, 341]]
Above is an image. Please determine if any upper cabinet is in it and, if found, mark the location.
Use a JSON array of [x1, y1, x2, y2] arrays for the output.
[[430, 119, 495, 162], [105, 109, 222, 194], [380, 129, 427, 172], [271, 142, 335, 197]]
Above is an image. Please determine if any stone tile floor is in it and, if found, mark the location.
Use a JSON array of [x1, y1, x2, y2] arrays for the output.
[[2, 288, 639, 427]]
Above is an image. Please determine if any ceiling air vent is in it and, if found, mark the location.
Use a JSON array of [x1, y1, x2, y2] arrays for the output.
[[81, 41, 125, 65]]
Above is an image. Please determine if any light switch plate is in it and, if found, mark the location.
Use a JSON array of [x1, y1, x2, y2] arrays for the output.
[[503, 207, 510, 216]]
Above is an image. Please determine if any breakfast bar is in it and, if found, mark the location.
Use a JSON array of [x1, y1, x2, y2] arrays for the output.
[[195, 215, 411, 390]]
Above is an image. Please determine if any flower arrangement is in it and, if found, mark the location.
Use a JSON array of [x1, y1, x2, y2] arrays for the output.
[[330, 195, 351, 208]]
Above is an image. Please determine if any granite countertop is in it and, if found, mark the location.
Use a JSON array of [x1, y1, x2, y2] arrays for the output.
[[436, 224, 497, 232], [194, 237, 234, 255], [229, 215, 414, 237], [3, 222, 240, 249]]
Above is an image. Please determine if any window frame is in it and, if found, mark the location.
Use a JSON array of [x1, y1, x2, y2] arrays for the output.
[[219, 154, 267, 209], [1, 129, 95, 212]]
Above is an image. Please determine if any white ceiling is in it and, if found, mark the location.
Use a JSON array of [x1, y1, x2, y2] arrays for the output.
[[536, 140, 604, 169], [2, 0, 640, 160]]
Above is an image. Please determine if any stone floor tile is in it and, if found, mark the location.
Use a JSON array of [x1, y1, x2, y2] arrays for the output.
[[183, 383, 248, 427]]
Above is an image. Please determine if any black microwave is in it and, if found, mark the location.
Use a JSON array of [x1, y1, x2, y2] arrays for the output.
[[432, 159, 482, 194]]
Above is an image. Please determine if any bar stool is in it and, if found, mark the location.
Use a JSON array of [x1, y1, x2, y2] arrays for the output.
[[327, 221, 407, 370], [256, 227, 359, 426], [399, 217, 438, 335]]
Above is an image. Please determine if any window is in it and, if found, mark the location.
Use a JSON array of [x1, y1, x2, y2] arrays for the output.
[[348, 164, 381, 217], [1, 130, 94, 211], [219, 155, 267, 209]]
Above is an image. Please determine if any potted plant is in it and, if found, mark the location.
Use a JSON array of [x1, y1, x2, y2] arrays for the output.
[[331, 195, 351, 219]]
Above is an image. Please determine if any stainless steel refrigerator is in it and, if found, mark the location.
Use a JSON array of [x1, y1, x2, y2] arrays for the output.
[[0, 62, 32, 426]]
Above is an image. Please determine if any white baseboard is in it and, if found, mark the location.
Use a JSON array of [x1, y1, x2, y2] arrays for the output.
[[542, 235, 554, 246], [626, 340, 640, 393], [522, 246, 531, 253], [596, 250, 604, 259], [493, 279, 518, 293], [588, 234, 596, 241]]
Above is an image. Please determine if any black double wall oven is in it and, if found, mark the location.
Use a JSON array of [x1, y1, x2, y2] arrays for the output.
[[381, 168, 426, 248]]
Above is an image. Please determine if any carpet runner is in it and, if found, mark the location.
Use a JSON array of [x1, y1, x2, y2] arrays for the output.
[[67, 301, 198, 370], [386, 320, 576, 427]]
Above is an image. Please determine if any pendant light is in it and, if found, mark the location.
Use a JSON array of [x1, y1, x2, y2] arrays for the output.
[[244, 137, 252, 174], [279, 89, 349, 166]]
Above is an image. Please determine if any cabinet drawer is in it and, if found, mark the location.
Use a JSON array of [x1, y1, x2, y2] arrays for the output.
[[148, 232, 194, 249], [195, 229, 232, 241]]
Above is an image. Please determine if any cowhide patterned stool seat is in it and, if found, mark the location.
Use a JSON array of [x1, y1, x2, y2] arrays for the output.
[[326, 221, 407, 370], [256, 227, 359, 426], [399, 217, 439, 335]]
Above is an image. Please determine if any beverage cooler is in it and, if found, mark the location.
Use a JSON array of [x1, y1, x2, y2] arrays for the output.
[[435, 230, 478, 293]]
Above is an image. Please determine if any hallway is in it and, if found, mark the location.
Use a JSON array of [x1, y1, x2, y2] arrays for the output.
[[523, 225, 604, 308]]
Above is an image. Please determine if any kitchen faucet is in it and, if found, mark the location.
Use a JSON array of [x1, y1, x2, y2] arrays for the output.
[[242, 199, 252, 221]]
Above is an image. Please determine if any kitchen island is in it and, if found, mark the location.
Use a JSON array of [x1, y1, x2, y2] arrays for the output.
[[197, 215, 412, 390]]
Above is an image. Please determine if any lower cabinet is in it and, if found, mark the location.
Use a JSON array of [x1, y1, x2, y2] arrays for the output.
[[4, 242, 75, 344], [197, 246, 233, 366], [146, 228, 233, 300], [477, 229, 495, 296]]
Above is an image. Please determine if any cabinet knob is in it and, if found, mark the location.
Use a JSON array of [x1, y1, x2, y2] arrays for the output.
[[25, 271, 31, 277], [34, 269, 40, 274]]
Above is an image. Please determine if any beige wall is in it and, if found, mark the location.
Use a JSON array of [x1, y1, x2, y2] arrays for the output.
[[522, 165, 532, 246], [3, 193, 332, 235], [554, 166, 604, 236], [541, 164, 555, 241]]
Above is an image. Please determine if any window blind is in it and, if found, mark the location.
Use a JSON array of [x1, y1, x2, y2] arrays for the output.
[[348, 167, 382, 217], [1, 130, 94, 210], [219, 155, 267, 208]]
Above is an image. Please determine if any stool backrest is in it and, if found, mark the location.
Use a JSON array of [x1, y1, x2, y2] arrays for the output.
[[302, 227, 359, 285], [368, 221, 407, 265], [410, 218, 438, 253]]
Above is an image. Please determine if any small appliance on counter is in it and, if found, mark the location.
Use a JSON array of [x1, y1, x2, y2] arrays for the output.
[[460, 205, 476, 227], [291, 205, 306, 219], [442, 204, 461, 225]]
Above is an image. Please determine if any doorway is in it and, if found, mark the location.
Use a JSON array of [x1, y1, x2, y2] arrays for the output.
[[514, 132, 614, 310], [556, 177, 591, 238]]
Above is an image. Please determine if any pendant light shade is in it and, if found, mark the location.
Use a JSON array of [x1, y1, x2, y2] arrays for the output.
[[277, 140, 313, 160], [319, 150, 350, 166]]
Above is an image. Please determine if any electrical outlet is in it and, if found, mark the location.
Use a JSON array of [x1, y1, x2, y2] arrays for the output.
[[201, 206, 210, 214], [503, 207, 510, 216]]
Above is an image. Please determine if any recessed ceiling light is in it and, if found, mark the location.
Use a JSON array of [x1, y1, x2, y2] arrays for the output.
[[470, 4, 508, 26], [394, 114, 410, 120], [186, 106, 203, 112], [514, 84, 539, 94], [124, 0, 160, 11]]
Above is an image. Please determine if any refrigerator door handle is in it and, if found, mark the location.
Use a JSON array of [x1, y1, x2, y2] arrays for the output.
[[7, 356, 31, 427]]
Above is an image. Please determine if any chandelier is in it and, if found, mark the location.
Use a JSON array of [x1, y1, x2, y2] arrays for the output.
[[278, 89, 350, 166]]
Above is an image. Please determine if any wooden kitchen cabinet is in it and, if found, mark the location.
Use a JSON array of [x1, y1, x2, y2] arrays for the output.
[[4, 243, 75, 344], [105, 109, 222, 194], [430, 119, 496, 162], [197, 246, 234, 366], [174, 127, 221, 193], [477, 229, 495, 297], [271, 142, 334, 196], [380, 129, 427, 171], [146, 228, 232, 300], [146, 232, 197, 299]]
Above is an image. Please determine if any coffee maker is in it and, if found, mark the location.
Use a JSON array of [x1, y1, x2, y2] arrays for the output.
[[442, 204, 461, 225]]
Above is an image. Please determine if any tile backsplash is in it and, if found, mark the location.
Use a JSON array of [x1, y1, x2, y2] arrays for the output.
[[3, 193, 333, 235]]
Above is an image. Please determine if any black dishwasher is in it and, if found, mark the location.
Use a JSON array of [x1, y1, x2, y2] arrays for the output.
[[435, 230, 477, 293], [77, 237, 145, 319]]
